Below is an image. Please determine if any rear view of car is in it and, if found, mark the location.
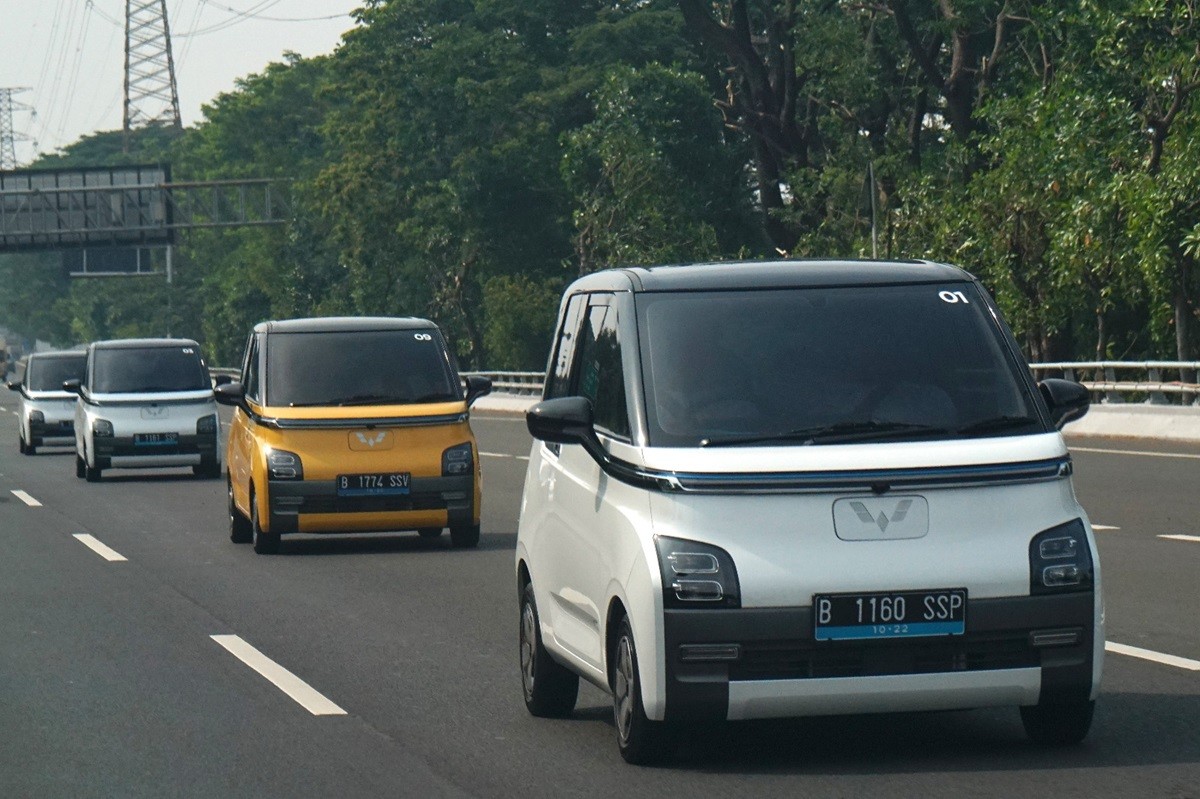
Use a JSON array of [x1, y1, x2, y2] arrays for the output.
[[8, 350, 86, 455], [69, 339, 222, 481], [216, 317, 491, 554]]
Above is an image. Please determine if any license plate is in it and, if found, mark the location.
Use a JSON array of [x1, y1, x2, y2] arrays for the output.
[[814, 588, 967, 641], [337, 472, 411, 496], [134, 432, 178, 446]]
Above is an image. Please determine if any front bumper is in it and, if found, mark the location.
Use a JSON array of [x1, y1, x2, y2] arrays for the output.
[[663, 592, 1095, 722], [267, 474, 476, 534], [30, 418, 74, 446], [94, 433, 219, 468]]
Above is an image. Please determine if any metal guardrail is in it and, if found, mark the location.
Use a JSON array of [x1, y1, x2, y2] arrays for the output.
[[211, 363, 1200, 406]]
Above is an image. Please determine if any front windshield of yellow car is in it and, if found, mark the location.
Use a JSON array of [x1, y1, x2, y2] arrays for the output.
[[265, 329, 461, 408]]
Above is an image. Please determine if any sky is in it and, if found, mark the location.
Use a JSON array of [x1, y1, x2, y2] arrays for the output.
[[0, 0, 364, 164]]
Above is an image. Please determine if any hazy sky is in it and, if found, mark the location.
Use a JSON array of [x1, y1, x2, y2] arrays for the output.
[[0, 0, 364, 164]]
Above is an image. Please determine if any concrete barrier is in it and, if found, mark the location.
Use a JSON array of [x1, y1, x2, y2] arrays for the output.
[[1062, 404, 1200, 444]]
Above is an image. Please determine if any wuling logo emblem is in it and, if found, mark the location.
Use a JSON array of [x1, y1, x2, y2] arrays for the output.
[[850, 499, 914, 532], [355, 432, 386, 447]]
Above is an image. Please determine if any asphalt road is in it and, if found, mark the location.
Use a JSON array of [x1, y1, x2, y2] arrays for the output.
[[1, 394, 1198, 797]]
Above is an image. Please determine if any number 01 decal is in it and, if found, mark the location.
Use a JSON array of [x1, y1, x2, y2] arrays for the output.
[[939, 290, 970, 304]]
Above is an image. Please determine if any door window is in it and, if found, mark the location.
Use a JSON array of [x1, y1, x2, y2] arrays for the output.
[[573, 301, 630, 440], [545, 294, 585, 400]]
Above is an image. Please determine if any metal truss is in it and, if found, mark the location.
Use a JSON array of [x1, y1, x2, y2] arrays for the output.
[[125, 0, 182, 132], [0, 179, 292, 252], [0, 88, 33, 170]]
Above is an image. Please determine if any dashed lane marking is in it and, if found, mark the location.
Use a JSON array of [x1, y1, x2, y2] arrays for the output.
[[1071, 446, 1200, 460], [73, 534, 128, 562], [11, 490, 42, 507], [211, 635, 347, 716], [1106, 641, 1200, 671], [1093, 525, 1119, 531], [1158, 534, 1200, 544], [480, 452, 530, 461]]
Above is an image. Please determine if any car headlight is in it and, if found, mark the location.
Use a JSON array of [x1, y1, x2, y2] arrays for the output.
[[655, 536, 740, 608], [29, 410, 45, 424], [1029, 519, 1093, 594], [442, 442, 473, 476], [267, 449, 303, 480], [92, 419, 114, 437], [197, 414, 218, 435]]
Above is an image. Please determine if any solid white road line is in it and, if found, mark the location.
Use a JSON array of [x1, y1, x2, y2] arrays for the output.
[[1158, 534, 1200, 544], [11, 490, 42, 507], [1071, 446, 1200, 460], [1106, 641, 1200, 672], [73, 534, 128, 562], [210, 635, 347, 716], [1092, 525, 1120, 531], [480, 452, 530, 461]]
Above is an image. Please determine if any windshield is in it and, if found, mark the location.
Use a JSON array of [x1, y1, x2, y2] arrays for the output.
[[264, 329, 460, 407], [636, 284, 1044, 447], [92, 346, 209, 393], [27, 354, 85, 392]]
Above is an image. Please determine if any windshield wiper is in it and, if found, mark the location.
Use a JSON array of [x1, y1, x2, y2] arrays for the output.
[[288, 394, 406, 408], [956, 415, 1041, 436], [700, 420, 949, 447]]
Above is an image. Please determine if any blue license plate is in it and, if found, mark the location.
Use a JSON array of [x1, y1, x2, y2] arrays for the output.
[[814, 588, 967, 641], [337, 472, 411, 496]]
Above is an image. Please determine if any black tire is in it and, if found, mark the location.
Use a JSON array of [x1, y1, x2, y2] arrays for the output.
[[194, 458, 221, 479], [229, 478, 252, 544], [519, 582, 579, 717], [613, 616, 673, 765], [250, 488, 280, 554], [85, 455, 102, 483], [1020, 699, 1095, 746], [417, 527, 443, 539], [18, 436, 26, 454], [450, 523, 481, 548], [75, 453, 86, 478], [25, 441, 36, 456]]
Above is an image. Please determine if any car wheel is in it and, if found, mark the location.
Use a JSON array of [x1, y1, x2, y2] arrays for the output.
[[25, 439, 36, 455], [613, 616, 673, 765], [85, 453, 102, 483], [194, 458, 221, 479], [1020, 699, 1095, 746], [417, 527, 443, 539], [449, 523, 480, 548], [250, 488, 280, 555], [229, 478, 252, 544], [75, 453, 86, 478], [519, 582, 578, 717], [18, 436, 26, 454]]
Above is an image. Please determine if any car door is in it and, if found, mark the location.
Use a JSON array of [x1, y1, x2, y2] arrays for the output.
[[228, 333, 259, 511], [538, 295, 635, 669]]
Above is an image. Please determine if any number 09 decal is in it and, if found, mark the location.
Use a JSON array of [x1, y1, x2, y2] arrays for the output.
[[939, 290, 970, 304], [413, 333, 433, 341]]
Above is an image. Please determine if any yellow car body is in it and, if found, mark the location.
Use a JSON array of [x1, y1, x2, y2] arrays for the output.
[[219, 317, 490, 553]]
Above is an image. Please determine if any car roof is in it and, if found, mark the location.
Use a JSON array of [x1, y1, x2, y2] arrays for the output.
[[91, 338, 200, 350], [255, 316, 439, 334], [565, 258, 974, 293], [28, 350, 86, 360]]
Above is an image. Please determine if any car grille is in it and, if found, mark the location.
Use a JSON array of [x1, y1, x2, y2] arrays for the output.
[[727, 633, 1038, 681], [296, 493, 453, 514]]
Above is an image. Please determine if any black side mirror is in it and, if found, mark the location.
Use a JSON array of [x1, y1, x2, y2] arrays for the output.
[[465, 374, 493, 406], [1039, 378, 1091, 429], [62, 379, 82, 394], [214, 381, 247, 407], [527, 396, 596, 445], [6, 381, 20, 392], [213, 374, 233, 387]]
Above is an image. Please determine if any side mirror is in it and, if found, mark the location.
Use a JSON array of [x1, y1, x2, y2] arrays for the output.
[[6, 381, 20, 392], [1039, 378, 1090, 429], [465, 374, 493, 406], [527, 396, 596, 445], [62, 379, 82, 394], [213, 374, 233, 387], [214, 381, 247, 407]]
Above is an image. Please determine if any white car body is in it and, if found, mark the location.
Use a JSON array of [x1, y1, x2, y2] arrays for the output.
[[11, 351, 87, 453], [516, 260, 1102, 760], [73, 338, 222, 480]]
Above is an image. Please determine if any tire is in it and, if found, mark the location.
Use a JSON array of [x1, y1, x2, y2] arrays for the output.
[[417, 527, 443, 539], [85, 453, 102, 483], [613, 616, 673, 765], [519, 582, 579, 717], [1020, 699, 1095, 746], [25, 441, 36, 456], [18, 436, 26, 454], [75, 453, 86, 478], [449, 523, 480, 548], [228, 478, 252, 544], [250, 488, 280, 554], [194, 458, 221, 479]]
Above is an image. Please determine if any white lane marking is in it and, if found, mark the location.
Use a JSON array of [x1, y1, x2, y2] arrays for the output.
[[73, 534, 128, 562], [1071, 446, 1200, 460], [1158, 534, 1200, 544], [11, 490, 42, 507], [210, 635, 346, 716], [1092, 525, 1120, 531], [480, 452, 529, 461], [1106, 641, 1200, 671]]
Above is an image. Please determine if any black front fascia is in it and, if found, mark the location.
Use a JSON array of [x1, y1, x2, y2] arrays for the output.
[[267, 474, 476, 535], [662, 593, 1095, 722], [94, 432, 217, 461]]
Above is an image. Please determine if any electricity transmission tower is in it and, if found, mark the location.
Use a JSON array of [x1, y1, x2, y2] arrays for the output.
[[0, 87, 33, 171], [124, 0, 182, 136]]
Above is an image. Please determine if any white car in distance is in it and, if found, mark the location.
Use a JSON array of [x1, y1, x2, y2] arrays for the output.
[[68, 338, 223, 482], [8, 350, 87, 455]]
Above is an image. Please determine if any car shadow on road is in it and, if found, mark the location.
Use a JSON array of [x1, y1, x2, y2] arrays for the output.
[[569, 691, 1200, 774], [277, 529, 518, 556], [97, 472, 217, 484]]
